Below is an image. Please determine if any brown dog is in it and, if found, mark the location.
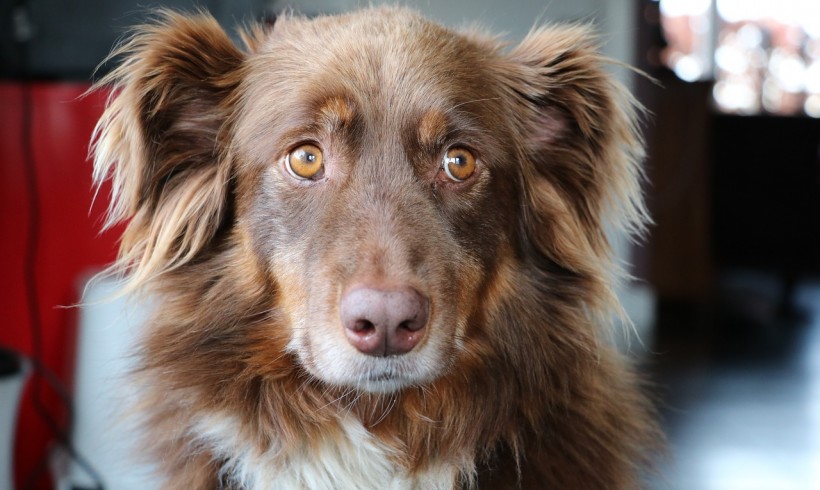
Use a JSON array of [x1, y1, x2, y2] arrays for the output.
[[92, 7, 658, 489]]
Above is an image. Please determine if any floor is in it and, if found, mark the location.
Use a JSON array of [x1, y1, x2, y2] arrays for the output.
[[650, 278, 820, 489]]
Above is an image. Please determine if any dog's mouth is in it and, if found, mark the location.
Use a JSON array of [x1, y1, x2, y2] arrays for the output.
[[347, 357, 437, 393], [360, 371, 414, 393], [296, 333, 446, 394], [361, 358, 438, 390]]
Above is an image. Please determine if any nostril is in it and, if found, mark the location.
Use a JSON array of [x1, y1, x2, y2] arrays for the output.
[[397, 318, 423, 332], [351, 319, 375, 333]]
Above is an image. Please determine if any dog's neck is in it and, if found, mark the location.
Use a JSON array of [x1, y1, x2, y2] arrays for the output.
[[190, 409, 462, 489]]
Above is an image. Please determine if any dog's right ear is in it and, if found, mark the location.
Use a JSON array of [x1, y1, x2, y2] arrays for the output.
[[491, 25, 649, 317], [92, 11, 248, 290]]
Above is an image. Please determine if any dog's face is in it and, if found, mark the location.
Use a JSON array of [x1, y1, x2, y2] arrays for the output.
[[94, 8, 645, 395], [231, 13, 522, 392]]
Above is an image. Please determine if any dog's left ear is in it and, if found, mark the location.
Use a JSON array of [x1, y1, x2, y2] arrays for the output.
[[92, 11, 249, 290], [501, 25, 648, 297]]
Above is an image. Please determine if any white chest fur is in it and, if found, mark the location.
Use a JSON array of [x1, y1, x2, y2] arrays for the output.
[[190, 412, 458, 490]]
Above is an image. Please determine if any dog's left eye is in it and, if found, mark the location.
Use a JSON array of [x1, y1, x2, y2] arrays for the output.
[[286, 144, 325, 180], [442, 147, 476, 182]]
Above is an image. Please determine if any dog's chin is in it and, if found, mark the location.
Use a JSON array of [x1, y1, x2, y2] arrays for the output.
[[354, 374, 423, 394], [299, 348, 445, 394]]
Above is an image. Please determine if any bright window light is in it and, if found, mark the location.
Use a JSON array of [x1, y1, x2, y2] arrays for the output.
[[661, 0, 820, 116]]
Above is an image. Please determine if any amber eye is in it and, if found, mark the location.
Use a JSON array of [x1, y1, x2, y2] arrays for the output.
[[442, 147, 477, 182], [286, 144, 324, 180]]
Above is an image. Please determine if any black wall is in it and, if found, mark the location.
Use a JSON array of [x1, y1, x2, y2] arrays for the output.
[[1, 0, 268, 80]]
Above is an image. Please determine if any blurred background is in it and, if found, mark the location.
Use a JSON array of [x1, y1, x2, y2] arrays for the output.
[[1, 0, 819, 488]]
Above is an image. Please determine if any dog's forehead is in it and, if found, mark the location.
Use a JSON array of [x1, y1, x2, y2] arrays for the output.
[[247, 9, 500, 121], [233, 7, 516, 169]]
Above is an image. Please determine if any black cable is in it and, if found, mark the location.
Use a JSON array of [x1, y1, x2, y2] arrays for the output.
[[13, 2, 105, 489]]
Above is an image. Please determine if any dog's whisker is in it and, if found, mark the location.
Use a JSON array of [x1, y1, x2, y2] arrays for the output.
[[317, 385, 351, 411], [343, 388, 363, 419], [448, 96, 501, 110], [372, 392, 398, 426]]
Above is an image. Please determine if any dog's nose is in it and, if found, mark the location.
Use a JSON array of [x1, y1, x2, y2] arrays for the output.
[[340, 286, 429, 357]]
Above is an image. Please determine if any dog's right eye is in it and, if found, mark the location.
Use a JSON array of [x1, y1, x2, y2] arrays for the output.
[[286, 144, 325, 180], [442, 147, 476, 182]]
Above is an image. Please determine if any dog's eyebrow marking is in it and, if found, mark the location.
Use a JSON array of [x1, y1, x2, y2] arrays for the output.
[[317, 96, 356, 132], [417, 108, 450, 148]]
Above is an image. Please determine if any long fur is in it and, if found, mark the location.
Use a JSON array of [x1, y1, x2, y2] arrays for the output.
[[92, 7, 659, 489]]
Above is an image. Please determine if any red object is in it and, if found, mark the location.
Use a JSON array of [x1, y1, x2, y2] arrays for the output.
[[0, 82, 121, 489]]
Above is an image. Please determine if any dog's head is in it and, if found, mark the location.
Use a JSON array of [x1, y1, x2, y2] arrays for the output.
[[94, 8, 646, 394]]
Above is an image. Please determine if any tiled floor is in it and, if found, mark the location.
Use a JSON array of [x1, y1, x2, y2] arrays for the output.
[[651, 282, 820, 489]]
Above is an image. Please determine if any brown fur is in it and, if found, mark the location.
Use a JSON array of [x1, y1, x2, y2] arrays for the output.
[[93, 7, 659, 489]]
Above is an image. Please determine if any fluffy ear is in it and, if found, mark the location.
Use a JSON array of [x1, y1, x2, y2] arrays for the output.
[[92, 11, 246, 290], [503, 25, 649, 307]]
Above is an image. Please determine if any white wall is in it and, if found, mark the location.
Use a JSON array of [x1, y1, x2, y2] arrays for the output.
[[274, 0, 633, 72]]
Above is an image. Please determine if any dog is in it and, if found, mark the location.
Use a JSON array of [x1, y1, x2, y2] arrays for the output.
[[92, 7, 658, 489]]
